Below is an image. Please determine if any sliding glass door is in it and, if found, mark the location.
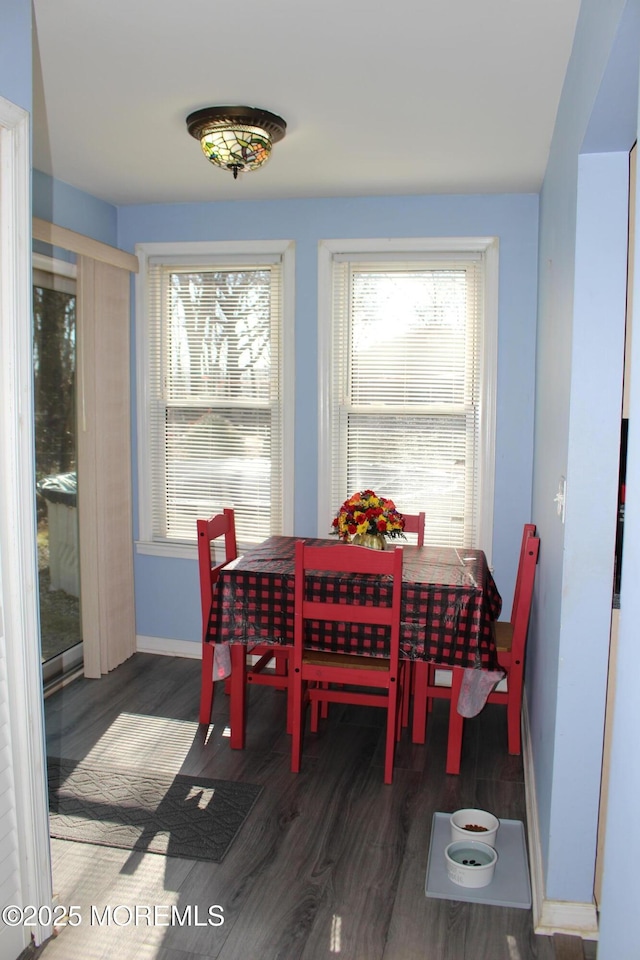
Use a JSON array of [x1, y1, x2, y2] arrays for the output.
[[33, 255, 83, 683]]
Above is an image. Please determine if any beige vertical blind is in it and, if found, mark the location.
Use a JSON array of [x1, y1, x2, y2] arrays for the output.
[[77, 256, 136, 676], [329, 256, 484, 547], [146, 256, 284, 546], [33, 218, 138, 677]]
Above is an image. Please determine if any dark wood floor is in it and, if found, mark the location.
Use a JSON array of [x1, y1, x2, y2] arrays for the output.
[[33, 653, 595, 960]]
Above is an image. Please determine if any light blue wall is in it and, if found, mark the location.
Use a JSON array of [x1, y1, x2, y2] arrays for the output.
[[532, 0, 640, 941], [33, 169, 118, 247], [0, 0, 31, 110], [118, 194, 539, 644]]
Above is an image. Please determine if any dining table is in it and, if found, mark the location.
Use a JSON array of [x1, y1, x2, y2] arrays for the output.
[[206, 535, 503, 747]]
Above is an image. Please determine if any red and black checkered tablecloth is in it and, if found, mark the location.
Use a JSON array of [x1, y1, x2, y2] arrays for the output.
[[207, 536, 503, 670]]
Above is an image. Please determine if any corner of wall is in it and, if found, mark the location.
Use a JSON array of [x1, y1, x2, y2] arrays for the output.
[[522, 694, 599, 942]]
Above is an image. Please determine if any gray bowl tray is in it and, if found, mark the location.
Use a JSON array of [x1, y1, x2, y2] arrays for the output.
[[425, 812, 532, 908]]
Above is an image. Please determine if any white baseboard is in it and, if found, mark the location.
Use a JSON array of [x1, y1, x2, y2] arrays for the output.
[[135, 637, 265, 667], [136, 635, 202, 659], [522, 694, 599, 941]]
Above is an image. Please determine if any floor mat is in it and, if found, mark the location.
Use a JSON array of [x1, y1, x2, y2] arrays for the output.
[[48, 757, 263, 862]]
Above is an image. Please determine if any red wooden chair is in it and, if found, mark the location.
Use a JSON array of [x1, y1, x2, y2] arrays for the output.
[[402, 511, 426, 546], [411, 524, 540, 774], [313, 508, 422, 733], [486, 527, 540, 756], [317, 510, 423, 730], [290, 540, 405, 785], [198, 509, 237, 724], [197, 510, 292, 733]]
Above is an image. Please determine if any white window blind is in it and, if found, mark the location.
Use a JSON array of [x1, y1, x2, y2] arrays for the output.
[[329, 256, 484, 547], [145, 257, 284, 546]]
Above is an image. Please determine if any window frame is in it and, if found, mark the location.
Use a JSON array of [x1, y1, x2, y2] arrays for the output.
[[135, 240, 295, 558], [317, 237, 498, 561]]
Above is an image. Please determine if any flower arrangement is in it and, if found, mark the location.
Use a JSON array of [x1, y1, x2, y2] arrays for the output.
[[332, 489, 406, 542]]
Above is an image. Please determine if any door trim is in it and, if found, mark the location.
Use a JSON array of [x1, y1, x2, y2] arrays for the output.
[[0, 95, 53, 949]]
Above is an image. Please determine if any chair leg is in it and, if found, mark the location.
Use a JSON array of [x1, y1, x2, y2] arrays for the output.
[[445, 667, 465, 775], [507, 706, 521, 754], [310, 689, 321, 733], [411, 661, 428, 744], [291, 665, 304, 773], [306, 682, 328, 730], [384, 676, 400, 784], [427, 663, 437, 712], [199, 642, 215, 724], [401, 662, 411, 729], [285, 651, 294, 735], [506, 677, 523, 754], [396, 663, 408, 742], [229, 644, 247, 749]]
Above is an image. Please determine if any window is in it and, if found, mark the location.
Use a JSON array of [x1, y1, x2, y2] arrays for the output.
[[136, 241, 294, 554], [318, 238, 497, 553]]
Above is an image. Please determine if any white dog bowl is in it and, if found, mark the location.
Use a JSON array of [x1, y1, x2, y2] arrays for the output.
[[444, 840, 498, 888], [449, 808, 500, 847]]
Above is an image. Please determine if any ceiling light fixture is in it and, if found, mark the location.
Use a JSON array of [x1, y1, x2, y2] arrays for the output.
[[186, 105, 287, 179]]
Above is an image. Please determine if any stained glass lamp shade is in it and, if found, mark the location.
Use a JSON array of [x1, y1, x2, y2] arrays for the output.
[[186, 106, 286, 179]]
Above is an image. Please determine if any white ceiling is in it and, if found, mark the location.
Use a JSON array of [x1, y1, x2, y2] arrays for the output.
[[32, 0, 581, 207]]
